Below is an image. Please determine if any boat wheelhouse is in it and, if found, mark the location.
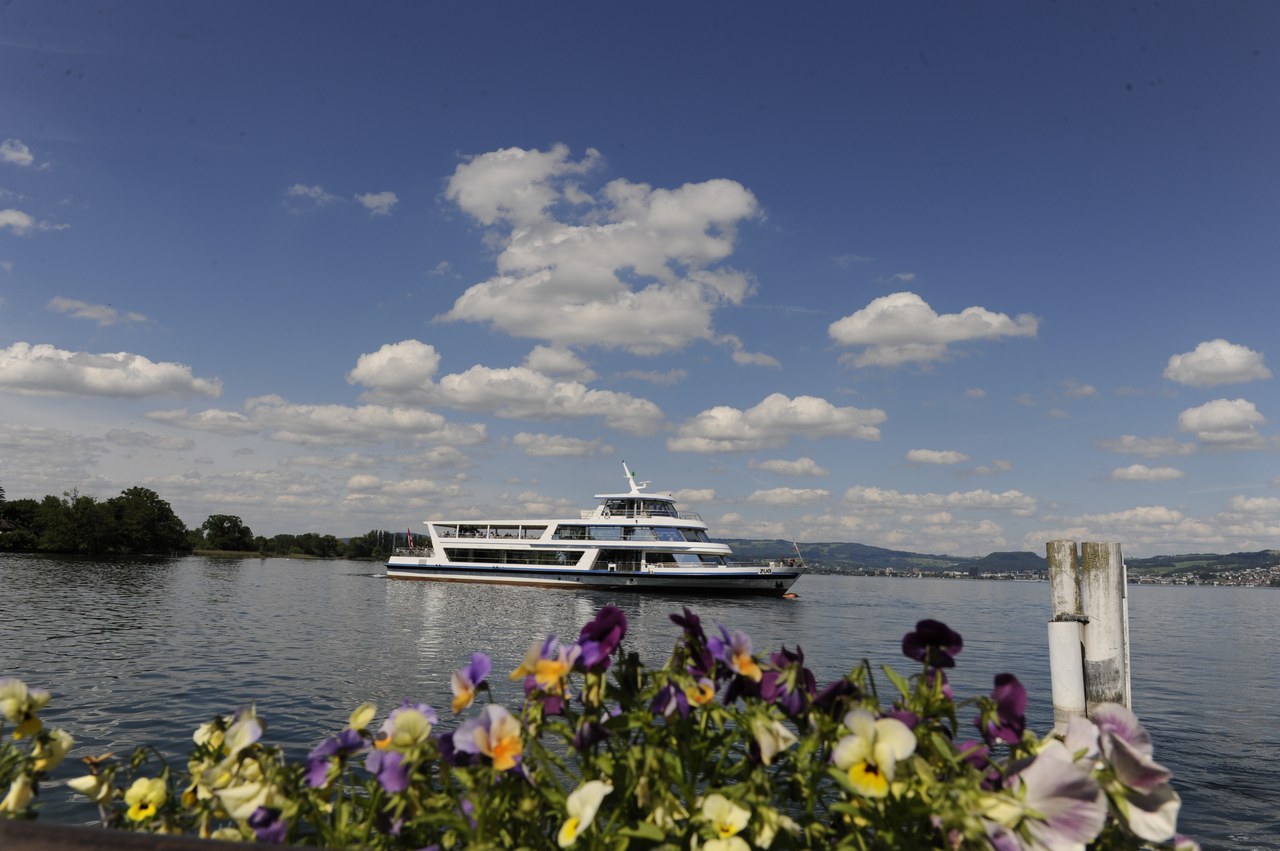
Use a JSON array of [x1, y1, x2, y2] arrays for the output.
[[385, 463, 802, 596]]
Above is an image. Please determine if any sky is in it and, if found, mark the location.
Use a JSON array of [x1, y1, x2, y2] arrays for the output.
[[1, 1, 1277, 558]]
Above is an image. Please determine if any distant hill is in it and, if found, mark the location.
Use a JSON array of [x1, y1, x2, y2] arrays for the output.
[[719, 539, 1278, 579]]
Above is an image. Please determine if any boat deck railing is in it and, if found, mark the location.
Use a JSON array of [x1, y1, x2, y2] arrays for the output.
[[578, 509, 703, 522]]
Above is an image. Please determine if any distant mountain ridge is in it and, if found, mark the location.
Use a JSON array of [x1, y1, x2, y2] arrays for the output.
[[719, 539, 1279, 578]]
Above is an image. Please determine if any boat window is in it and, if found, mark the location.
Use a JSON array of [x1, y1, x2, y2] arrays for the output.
[[679, 529, 708, 542], [642, 500, 677, 517], [444, 548, 584, 566], [651, 527, 683, 542]]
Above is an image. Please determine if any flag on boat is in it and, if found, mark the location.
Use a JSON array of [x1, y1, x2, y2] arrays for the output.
[[407, 528, 413, 548]]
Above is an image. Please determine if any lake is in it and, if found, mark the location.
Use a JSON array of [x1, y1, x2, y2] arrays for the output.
[[1, 553, 1275, 848]]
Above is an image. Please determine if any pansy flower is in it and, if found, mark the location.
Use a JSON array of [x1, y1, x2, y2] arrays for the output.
[[701, 793, 751, 847], [832, 709, 917, 798], [571, 718, 610, 751], [510, 636, 580, 695], [0, 678, 51, 739], [0, 775, 34, 815], [760, 645, 815, 718], [576, 605, 627, 672], [375, 701, 438, 751], [708, 625, 763, 682], [684, 675, 716, 707], [902, 619, 963, 669], [1091, 703, 1182, 843], [749, 716, 798, 766], [557, 779, 612, 847], [366, 749, 409, 793], [124, 777, 167, 822], [981, 741, 1107, 850], [978, 674, 1027, 746], [225, 705, 264, 756], [651, 682, 690, 719], [248, 806, 288, 844], [670, 607, 706, 644], [305, 727, 366, 788], [451, 653, 492, 714], [454, 704, 523, 771]]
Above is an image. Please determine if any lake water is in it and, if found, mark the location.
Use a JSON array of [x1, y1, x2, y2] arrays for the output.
[[1, 554, 1275, 848]]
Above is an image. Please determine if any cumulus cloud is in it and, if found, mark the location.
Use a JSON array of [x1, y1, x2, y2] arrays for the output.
[[512, 432, 612, 457], [522, 345, 597, 382], [1109, 464, 1187, 481], [435, 365, 664, 435], [284, 183, 340, 212], [347, 340, 442, 393], [49, 297, 147, 326], [0, 209, 36, 235], [620, 368, 686, 385], [668, 393, 886, 452], [1177, 398, 1268, 448], [746, 487, 830, 505], [147, 395, 486, 447], [0, 343, 221, 397], [1060, 379, 1097, 399], [104, 429, 196, 451], [906, 448, 970, 465], [1164, 339, 1271, 387], [1096, 435, 1197, 457], [828, 291, 1038, 367], [1, 139, 34, 167], [843, 484, 1037, 516], [438, 144, 761, 355], [355, 191, 398, 216], [749, 457, 830, 476]]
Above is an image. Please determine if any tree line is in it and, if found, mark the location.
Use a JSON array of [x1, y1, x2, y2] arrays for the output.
[[0, 482, 402, 559]]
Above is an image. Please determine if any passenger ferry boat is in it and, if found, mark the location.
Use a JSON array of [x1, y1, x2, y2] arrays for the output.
[[385, 463, 802, 596]]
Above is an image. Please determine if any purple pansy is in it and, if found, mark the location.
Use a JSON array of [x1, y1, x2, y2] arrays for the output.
[[366, 748, 409, 793], [902, 619, 963, 669], [759, 645, 816, 719], [304, 727, 366, 788], [248, 807, 287, 844], [813, 677, 861, 717], [978, 673, 1027, 746], [451, 653, 492, 714], [576, 605, 627, 672], [1003, 742, 1108, 849], [436, 730, 477, 767], [572, 718, 611, 751], [670, 607, 706, 644], [651, 682, 690, 719]]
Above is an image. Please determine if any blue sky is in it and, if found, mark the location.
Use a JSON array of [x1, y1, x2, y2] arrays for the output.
[[2, 2, 1277, 557]]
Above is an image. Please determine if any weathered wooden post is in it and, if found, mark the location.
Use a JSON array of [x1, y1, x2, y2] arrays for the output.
[[1046, 540, 1087, 729], [1079, 541, 1131, 712]]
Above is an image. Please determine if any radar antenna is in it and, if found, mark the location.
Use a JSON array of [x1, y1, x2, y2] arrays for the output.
[[621, 460, 649, 494]]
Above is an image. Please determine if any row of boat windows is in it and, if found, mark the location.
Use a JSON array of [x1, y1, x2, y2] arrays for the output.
[[598, 499, 679, 518], [441, 548, 728, 568], [430, 524, 712, 543], [553, 525, 711, 542]]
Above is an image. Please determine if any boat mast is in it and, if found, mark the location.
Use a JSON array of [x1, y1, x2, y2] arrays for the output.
[[621, 460, 649, 495]]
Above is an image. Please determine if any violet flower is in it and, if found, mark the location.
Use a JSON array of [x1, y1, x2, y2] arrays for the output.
[[1091, 703, 1181, 843], [651, 682, 690, 719], [304, 728, 366, 788], [978, 674, 1027, 746], [248, 807, 287, 844], [576, 605, 627, 672], [451, 653, 492, 714], [988, 741, 1108, 850], [366, 748, 409, 793], [902, 619, 963, 669], [436, 730, 476, 767], [759, 645, 815, 719], [572, 718, 610, 751], [670, 607, 706, 644]]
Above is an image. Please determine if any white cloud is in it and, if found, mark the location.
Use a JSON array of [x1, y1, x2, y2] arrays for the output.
[[0, 209, 35, 235], [828, 291, 1038, 368], [668, 393, 885, 452], [439, 144, 761, 355], [0, 343, 221, 397], [965, 387, 986, 399], [284, 183, 340, 212], [347, 340, 441, 393], [969, 459, 1013, 476], [355, 191, 398, 216], [512, 432, 612, 457], [749, 457, 830, 476], [522, 345, 597, 382], [671, 488, 716, 504], [1164, 339, 1271, 387], [619, 368, 686, 385], [843, 484, 1037, 515], [1, 139, 34, 167], [1176, 398, 1268, 448], [1060, 379, 1097, 399], [49, 297, 147, 326], [148, 395, 486, 447], [1226, 495, 1280, 514], [746, 487, 830, 505], [435, 365, 664, 435], [1109, 464, 1187, 482], [104, 429, 196, 451], [1096, 435, 1197, 457], [906, 448, 970, 465]]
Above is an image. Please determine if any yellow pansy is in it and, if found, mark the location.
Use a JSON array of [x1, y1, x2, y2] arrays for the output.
[[557, 779, 612, 847], [124, 777, 167, 822]]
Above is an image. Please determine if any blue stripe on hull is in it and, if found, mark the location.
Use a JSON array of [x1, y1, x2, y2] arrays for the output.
[[384, 562, 799, 596]]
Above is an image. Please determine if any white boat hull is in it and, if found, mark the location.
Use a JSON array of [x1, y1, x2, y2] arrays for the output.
[[384, 558, 800, 596]]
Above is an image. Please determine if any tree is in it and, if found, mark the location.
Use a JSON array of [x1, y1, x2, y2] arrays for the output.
[[109, 487, 190, 554], [200, 515, 255, 552]]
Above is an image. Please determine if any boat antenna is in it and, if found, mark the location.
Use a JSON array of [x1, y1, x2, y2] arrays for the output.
[[621, 460, 649, 494]]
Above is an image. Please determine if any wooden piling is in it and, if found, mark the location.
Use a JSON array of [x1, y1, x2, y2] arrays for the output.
[[1045, 540, 1087, 729], [1079, 541, 1130, 712]]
